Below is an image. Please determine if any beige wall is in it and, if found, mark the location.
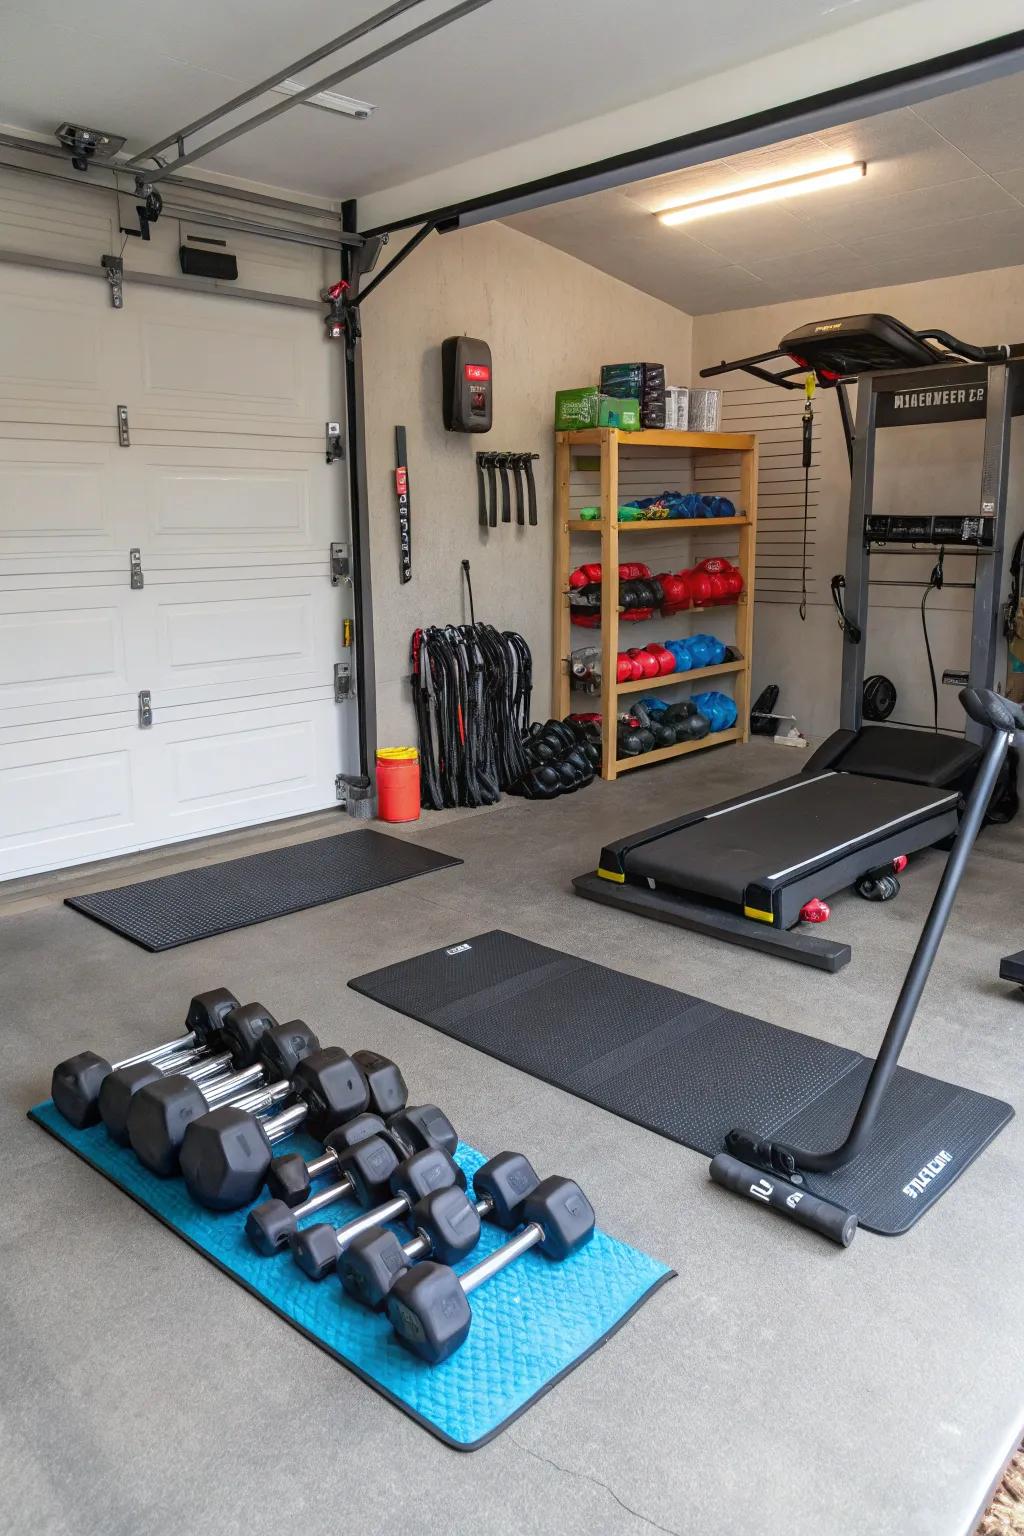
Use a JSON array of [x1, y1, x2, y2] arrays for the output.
[[360, 220, 693, 746], [694, 266, 1024, 740]]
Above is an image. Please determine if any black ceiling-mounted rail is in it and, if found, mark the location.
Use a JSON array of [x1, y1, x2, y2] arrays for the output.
[[358, 27, 1024, 238]]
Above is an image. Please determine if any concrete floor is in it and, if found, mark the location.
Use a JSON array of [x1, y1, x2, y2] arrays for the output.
[[3, 737, 1023, 1536]]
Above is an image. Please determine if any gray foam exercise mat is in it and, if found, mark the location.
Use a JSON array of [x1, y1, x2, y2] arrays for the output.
[[66, 830, 462, 951], [349, 930, 1012, 1236]]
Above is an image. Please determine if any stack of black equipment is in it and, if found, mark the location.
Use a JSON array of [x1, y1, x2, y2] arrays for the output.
[[411, 625, 533, 809]]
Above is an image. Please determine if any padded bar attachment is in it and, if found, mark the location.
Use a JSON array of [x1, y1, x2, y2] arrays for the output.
[[709, 1153, 858, 1247]]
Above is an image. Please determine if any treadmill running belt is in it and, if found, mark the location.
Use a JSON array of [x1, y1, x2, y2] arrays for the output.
[[623, 773, 955, 906], [350, 931, 1012, 1236]]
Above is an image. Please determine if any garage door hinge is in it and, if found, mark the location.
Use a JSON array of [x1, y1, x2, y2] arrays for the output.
[[326, 422, 344, 463], [129, 547, 144, 589], [101, 254, 124, 309], [334, 661, 354, 702], [330, 542, 351, 586], [117, 405, 130, 447], [138, 689, 152, 728]]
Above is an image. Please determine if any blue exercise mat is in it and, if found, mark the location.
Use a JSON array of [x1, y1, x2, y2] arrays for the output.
[[29, 1100, 672, 1449]]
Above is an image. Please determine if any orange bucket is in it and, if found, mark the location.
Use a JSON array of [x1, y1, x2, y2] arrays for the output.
[[376, 747, 420, 823]]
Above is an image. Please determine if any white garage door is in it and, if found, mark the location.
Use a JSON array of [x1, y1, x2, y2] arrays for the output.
[[0, 262, 351, 880]]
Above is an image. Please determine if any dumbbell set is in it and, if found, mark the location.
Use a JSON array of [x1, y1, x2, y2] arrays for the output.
[[50, 992, 596, 1366]]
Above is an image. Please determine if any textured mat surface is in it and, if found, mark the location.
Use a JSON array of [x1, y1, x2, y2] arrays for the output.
[[349, 930, 1014, 1236], [65, 830, 463, 951], [29, 1100, 671, 1449]]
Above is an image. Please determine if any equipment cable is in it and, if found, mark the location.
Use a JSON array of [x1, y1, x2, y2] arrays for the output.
[[921, 547, 945, 733]]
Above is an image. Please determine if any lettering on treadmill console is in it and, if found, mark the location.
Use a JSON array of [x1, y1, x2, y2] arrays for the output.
[[902, 1149, 953, 1200], [876, 383, 987, 426]]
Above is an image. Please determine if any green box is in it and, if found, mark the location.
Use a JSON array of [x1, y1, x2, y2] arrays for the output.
[[554, 387, 641, 432], [598, 395, 640, 431], [554, 386, 600, 431]]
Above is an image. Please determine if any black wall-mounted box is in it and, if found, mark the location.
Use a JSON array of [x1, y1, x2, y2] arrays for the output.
[[179, 246, 238, 281], [442, 336, 492, 432]]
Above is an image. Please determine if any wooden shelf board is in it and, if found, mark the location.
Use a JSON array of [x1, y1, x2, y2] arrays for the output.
[[612, 725, 742, 774], [557, 428, 754, 451], [567, 515, 749, 533], [616, 658, 744, 694]]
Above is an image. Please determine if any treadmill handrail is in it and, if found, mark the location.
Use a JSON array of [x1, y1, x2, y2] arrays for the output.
[[728, 697, 1015, 1177]]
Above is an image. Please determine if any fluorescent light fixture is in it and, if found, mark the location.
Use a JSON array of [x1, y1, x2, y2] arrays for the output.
[[272, 79, 376, 119], [657, 159, 866, 226]]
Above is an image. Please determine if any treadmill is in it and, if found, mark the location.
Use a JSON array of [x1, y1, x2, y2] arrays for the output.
[[574, 314, 1022, 972]]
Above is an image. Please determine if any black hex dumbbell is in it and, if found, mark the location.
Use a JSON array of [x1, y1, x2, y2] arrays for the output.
[[290, 1146, 466, 1281], [179, 1047, 372, 1210], [266, 1053, 410, 1207], [247, 1103, 457, 1255], [50, 988, 240, 1128], [386, 1176, 595, 1364], [127, 1011, 319, 1176], [98, 999, 285, 1146], [339, 1151, 540, 1310]]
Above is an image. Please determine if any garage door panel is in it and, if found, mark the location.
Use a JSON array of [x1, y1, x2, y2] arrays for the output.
[[0, 735, 138, 877], [147, 460, 311, 545], [0, 284, 103, 402], [139, 316, 304, 418], [0, 447, 114, 550], [0, 590, 135, 704], [0, 168, 115, 263], [157, 586, 314, 684], [147, 702, 338, 837]]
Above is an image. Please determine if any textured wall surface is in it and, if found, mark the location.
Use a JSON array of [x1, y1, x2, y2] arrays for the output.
[[360, 221, 693, 746], [694, 266, 1024, 740]]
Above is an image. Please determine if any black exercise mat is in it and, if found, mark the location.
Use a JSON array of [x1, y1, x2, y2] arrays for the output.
[[350, 931, 1013, 1235], [66, 830, 462, 951]]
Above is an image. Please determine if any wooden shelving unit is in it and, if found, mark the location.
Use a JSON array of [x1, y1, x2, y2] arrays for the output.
[[553, 426, 758, 780]]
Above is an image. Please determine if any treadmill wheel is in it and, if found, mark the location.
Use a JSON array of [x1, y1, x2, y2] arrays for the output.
[[855, 872, 901, 902]]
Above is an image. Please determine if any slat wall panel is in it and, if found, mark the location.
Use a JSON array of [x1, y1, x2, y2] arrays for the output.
[[719, 384, 819, 606]]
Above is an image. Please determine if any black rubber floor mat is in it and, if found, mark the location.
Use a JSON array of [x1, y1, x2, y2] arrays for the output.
[[66, 831, 462, 951], [349, 930, 1013, 1236]]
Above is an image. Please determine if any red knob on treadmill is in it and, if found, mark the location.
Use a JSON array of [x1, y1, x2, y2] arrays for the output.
[[892, 855, 908, 873], [800, 898, 831, 924]]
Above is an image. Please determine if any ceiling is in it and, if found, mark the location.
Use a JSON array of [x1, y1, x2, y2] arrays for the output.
[[504, 69, 1024, 314], [0, 0, 922, 200]]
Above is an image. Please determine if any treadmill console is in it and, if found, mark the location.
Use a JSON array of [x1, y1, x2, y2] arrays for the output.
[[866, 515, 993, 547]]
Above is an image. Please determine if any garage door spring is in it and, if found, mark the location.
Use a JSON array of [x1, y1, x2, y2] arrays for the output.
[[411, 625, 533, 809]]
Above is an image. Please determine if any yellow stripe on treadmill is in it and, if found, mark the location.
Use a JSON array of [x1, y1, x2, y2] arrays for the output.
[[743, 905, 775, 923], [597, 868, 626, 883]]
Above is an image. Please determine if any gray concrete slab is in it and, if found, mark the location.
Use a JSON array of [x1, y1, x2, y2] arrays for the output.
[[2, 738, 1023, 1536]]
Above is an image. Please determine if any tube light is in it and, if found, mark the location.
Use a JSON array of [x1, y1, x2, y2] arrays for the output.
[[272, 79, 376, 119], [657, 160, 866, 226]]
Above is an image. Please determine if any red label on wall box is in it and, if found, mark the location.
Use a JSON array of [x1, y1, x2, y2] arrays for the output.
[[464, 364, 490, 382], [395, 467, 408, 495]]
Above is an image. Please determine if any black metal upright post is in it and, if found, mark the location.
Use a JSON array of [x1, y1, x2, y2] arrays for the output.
[[838, 378, 877, 732], [967, 362, 1013, 743], [341, 198, 377, 781]]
